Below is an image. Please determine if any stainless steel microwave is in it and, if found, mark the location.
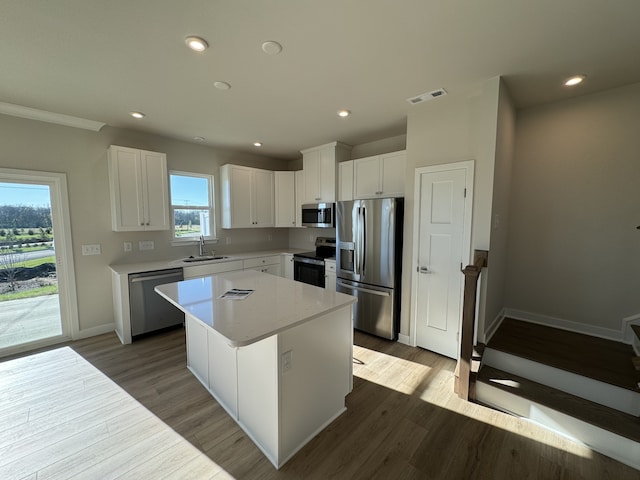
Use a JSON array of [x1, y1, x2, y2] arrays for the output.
[[301, 203, 335, 228]]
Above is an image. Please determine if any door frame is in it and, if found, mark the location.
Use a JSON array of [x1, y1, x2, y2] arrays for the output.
[[409, 160, 475, 353], [0, 167, 80, 350]]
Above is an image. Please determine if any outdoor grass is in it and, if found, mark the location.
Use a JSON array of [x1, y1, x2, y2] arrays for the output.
[[0, 284, 58, 302], [16, 256, 56, 268]]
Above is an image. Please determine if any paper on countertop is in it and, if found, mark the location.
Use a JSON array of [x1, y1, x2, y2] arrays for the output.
[[218, 289, 254, 300]]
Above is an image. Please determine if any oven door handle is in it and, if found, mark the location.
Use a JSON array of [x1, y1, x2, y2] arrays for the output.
[[337, 281, 390, 297], [293, 256, 325, 266]]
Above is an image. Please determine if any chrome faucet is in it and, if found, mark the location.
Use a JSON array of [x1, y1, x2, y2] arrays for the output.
[[198, 235, 206, 256]]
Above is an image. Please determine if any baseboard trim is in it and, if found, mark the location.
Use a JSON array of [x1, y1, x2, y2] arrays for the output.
[[503, 309, 625, 343], [73, 323, 116, 340], [397, 333, 412, 346], [484, 309, 506, 345]]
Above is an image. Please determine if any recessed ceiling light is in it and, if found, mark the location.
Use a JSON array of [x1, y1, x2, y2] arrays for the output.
[[564, 75, 586, 87], [214, 81, 231, 90], [261, 41, 283, 55], [185, 36, 209, 52], [253, 142, 263, 147], [337, 109, 351, 118], [193, 136, 205, 142], [130, 111, 145, 119]]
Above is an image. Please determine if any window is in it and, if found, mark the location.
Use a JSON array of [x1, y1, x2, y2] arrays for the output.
[[169, 171, 216, 241]]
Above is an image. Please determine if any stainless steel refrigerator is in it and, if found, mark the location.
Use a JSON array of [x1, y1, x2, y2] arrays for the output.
[[336, 198, 404, 340]]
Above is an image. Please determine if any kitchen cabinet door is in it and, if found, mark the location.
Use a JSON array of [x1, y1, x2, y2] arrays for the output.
[[186, 315, 209, 387], [283, 253, 294, 280], [301, 142, 352, 203], [353, 156, 380, 199], [108, 145, 170, 231], [379, 151, 406, 197], [275, 171, 295, 227], [295, 170, 304, 227], [253, 169, 275, 227], [353, 150, 406, 199], [221, 164, 274, 228], [338, 160, 354, 201], [325, 259, 336, 292]]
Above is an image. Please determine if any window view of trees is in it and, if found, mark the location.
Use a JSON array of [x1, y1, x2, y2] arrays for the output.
[[0, 205, 57, 301]]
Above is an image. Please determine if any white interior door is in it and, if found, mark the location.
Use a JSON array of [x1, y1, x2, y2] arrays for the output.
[[412, 162, 472, 359]]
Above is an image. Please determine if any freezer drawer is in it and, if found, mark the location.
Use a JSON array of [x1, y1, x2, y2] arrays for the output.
[[336, 279, 397, 340]]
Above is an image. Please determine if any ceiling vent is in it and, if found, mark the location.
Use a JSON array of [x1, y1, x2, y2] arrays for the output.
[[406, 88, 448, 105]]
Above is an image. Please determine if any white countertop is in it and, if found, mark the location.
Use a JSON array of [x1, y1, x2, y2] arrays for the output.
[[109, 249, 307, 275], [155, 270, 355, 347]]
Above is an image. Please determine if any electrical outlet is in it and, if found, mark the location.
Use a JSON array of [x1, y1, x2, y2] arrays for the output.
[[123, 242, 132, 252], [139, 240, 154, 251], [81, 244, 101, 256], [281, 350, 292, 373]]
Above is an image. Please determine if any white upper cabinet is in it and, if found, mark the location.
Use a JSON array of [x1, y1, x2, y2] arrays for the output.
[[275, 171, 295, 227], [301, 141, 352, 203], [108, 145, 170, 232], [353, 150, 406, 199], [338, 160, 354, 201], [295, 170, 304, 227], [220, 164, 275, 228]]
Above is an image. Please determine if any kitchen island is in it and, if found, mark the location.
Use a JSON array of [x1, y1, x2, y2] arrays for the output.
[[155, 270, 356, 469]]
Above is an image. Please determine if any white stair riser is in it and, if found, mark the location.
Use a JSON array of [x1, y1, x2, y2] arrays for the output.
[[483, 348, 639, 416], [476, 382, 640, 471]]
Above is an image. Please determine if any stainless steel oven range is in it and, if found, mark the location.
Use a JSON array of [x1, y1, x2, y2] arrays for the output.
[[293, 237, 336, 288]]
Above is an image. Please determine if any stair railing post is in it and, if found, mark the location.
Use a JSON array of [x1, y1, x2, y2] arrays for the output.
[[456, 250, 488, 401]]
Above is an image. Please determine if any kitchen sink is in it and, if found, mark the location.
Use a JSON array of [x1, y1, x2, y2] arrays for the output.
[[182, 255, 231, 263]]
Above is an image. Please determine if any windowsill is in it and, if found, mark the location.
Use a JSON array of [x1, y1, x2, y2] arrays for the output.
[[171, 238, 219, 247]]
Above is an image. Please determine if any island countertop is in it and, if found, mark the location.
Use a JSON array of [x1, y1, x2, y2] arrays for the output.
[[155, 270, 356, 347]]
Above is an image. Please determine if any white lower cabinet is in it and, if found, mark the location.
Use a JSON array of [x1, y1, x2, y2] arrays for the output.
[[185, 315, 209, 386], [283, 253, 294, 280], [324, 259, 336, 292], [243, 255, 282, 276], [207, 328, 239, 419], [185, 305, 352, 469], [183, 260, 244, 280]]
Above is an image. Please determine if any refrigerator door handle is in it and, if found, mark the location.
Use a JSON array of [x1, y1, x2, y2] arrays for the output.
[[354, 207, 360, 274], [361, 205, 366, 275], [337, 281, 390, 297]]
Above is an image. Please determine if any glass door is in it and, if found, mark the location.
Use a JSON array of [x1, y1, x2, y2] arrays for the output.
[[0, 170, 78, 355]]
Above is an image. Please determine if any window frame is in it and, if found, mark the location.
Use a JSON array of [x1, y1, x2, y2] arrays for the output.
[[169, 170, 217, 244]]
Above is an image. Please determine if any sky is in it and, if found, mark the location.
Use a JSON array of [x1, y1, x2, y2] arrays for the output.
[[0, 182, 51, 207], [169, 174, 209, 206]]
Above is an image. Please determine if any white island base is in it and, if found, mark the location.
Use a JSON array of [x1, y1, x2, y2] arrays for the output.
[[156, 271, 355, 469]]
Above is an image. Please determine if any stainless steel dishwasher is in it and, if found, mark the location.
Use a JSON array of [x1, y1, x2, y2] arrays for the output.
[[128, 268, 184, 338]]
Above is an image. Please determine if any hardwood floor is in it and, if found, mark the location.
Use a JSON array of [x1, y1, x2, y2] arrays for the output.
[[1, 327, 638, 479], [488, 318, 640, 392]]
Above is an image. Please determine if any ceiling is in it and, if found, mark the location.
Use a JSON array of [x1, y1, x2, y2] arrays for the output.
[[1, 0, 640, 160]]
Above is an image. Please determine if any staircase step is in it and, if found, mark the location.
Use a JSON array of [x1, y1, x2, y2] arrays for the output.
[[476, 366, 640, 470], [478, 366, 640, 442], [632, 324, 640, 342], [489, 318, 639, 392]]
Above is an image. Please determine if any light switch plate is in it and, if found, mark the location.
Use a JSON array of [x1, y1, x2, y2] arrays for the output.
[[81, 244, 101, 256], [139, 240, 154, 251]]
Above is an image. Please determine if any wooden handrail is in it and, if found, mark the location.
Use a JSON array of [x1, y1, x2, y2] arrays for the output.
[[455, 249, 488, 401]]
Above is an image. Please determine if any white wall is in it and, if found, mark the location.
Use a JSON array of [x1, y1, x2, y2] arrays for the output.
[[483, 80, 516, 339], [0, 114, 290, 335], [505, 82, 640, 332], [403, 77, 508, 339]]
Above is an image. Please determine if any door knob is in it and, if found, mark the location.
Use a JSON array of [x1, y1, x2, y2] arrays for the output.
[[417, 266, 430, 274]]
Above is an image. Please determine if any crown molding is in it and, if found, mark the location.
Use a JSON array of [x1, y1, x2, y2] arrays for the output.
[[0, 101, 105, 132]]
